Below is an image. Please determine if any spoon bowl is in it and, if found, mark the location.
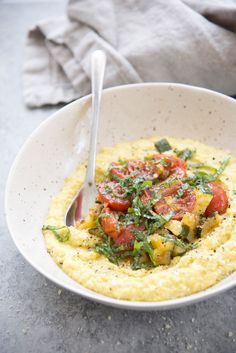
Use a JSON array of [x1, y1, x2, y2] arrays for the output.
[[65, 184, 97, 226]]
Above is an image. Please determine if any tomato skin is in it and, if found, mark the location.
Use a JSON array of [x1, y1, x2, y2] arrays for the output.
[[204, 182, 228, 217], [97, 181, 131, 212], [140, 188, 153, 205], [171, 188, 196, 220], [109, 154, 186, 182], [154, 187, 196, 220], [160, 182, 182, 196], [152, 154, 187, 178], [100, 207, 139, 248], [115, 225, 136, 246], [109, 163, 128, 179], [141, 182, 196, 220], [110, 160, 162, 181], [100, 207, 119, 239]]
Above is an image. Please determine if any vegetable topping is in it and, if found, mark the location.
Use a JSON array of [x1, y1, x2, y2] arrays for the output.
[[43, 139, 230, 271], [91, 139, 230, 269], [204, 182, 228, 217]]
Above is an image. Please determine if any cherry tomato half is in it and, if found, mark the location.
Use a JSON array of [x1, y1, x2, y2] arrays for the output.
[[152, 154, 187, 178], [141, 182, 196, 220], [204, 182, 228, 217], [100, 207, 119, 240], [97, 181, 131, 212], [109, 160, 162, 181], [110, 154, 186, 181], [100, 207, 140, 247]]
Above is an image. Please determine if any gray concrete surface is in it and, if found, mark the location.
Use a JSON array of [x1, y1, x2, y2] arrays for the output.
[[0, 1, 235, 352]]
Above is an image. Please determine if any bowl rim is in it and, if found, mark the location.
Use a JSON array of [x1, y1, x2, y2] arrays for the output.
[[5, 82, 236, 310]]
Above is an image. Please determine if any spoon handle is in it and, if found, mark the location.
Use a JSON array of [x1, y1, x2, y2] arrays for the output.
[[85, 50, 106, 186]]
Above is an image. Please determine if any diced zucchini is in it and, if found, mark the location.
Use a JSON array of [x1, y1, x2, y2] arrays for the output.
[[181, 213, 198, 242], [150, 234, 173, 250], [193, 190, 213, 216], [173, 245, 186, 256], [201, 214, 222, 237], [164, 220, 182, 236], [152, 248, 172, 265], [150, 234, 174, 265], [154, 138, 172, 153]]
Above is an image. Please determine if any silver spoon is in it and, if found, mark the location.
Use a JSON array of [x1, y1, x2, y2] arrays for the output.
[[65, 50, 106, 226]]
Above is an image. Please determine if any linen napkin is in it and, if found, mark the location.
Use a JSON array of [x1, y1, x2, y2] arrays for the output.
[[23, 0, 236, 107]]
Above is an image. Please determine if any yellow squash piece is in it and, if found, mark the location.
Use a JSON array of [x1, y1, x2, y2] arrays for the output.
[[165, 220, 182, 236], [193, 190, 213, 216], [150, 234, 174, 265], [173, 245, 186, 256], [181, 213, 198, 242], [201, 214, 222, 237]]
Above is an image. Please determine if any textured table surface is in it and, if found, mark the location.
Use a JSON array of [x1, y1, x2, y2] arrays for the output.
[[0, 1, 235, 353]]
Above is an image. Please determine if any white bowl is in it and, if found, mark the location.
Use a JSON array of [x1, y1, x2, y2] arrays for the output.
[[5, 83, 236, 310]]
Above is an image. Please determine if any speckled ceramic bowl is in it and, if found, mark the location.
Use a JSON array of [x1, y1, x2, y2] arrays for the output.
[[5, 83, 236, 310]]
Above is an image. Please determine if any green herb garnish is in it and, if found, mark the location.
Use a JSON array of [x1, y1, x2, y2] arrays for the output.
[[210, 158, 230, 180], [175, 183, 190, 199], [131, 234, 155, 269], [95, 238, 119, 265], [42, 225, 70, 242], [196, 183, 213, 195], [182, 158, 229, 193], [175, 148, 195, 161], [194, 158, 229, 183]]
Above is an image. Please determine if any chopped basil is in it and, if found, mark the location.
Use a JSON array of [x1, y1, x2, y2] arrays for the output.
[[131, 256, 153, 270], [132, 231, 154, 256], [175, 183, 190, 199], [132, 240, 144, 256], [211, 157, 230, 180], [155, 138, 172, 153], [42, 225, 70, 242], [195, 158, 229, 183], [196, 182, 213, 195], [95, 239, 119, 265], [188, 162, 217, 173], [142, 180, 153, 188], [131, 232, 155, 269], [182, 158, 229, 193], [175, 148, 195, 161]]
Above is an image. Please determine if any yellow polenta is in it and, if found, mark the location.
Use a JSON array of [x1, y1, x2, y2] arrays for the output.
[[43, 137, 236, 301]]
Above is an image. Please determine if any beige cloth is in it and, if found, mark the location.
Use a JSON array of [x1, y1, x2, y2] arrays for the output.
[[24, 0, 236, 107]]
